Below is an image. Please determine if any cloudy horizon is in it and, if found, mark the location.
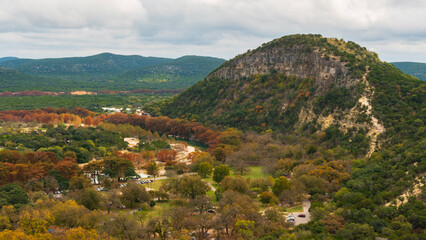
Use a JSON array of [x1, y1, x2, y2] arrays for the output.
[[1, 0, 425, 62]]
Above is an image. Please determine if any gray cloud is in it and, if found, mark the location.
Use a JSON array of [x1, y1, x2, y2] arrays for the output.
[[0, 0, 425, 62]]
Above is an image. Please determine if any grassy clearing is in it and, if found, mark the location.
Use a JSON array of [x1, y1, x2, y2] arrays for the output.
[[146, 179, 167, 191], [283, 205, 303, 213], [204, 166, 270, 190], [206, 190, 218, 203], [145, 201, 173, 218], [229, 166, 269, 179]]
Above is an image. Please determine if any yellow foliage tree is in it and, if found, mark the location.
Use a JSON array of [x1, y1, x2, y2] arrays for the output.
[[64, 227, 100, 240], [51, 200, 88, 228], [18, 209, 54, 235], [0, 229, 53, 240]]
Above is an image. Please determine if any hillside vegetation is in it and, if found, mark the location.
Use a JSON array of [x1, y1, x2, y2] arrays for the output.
[[391, 61, 426, 81], [0, 34, 424, 239], [0, 57, 18, 63], [145, 34, 425, 238], [0, 53, 226, 91], [0, 67, 76, 91], [0, 53, 171, 81]]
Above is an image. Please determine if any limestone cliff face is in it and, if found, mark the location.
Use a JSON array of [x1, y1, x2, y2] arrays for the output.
[[209, 44, 358, 95]]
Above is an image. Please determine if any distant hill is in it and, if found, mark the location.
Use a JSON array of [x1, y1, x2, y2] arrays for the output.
[[391, 61, 426, 80], [0, 53, 171, 81], [0, 53, 226, 91], [0, 57, 18, 63], [0, 67, 77, 91], [120, 55, 227, 89]]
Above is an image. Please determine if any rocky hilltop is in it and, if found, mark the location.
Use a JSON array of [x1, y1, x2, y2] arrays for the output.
[[152, 34, 424, 157], [210, 40, 351, 94]]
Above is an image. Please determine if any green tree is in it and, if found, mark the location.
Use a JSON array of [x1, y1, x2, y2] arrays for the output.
[[336, 223, 376, 240], [68, 176, 91, 191], [147, 162, 160, 179], [103, 156, 135, 180], [104, 213, 144, 239], [133, 204, 150, 225], [235, 220, 255, 240], [226, 153, 249, 175], [191, 195, 213, 214], [101, 190, 121, 214], [272, 176, 290, 196], [177, 175, 209, 200], [218, 191, 260, 235], [0, 183, 29, 207], [76, 188, 100, 210], [121, 183, 151, 208], [191, 152, 214, 172], [197, 162, 213, 178], [259, 191, 278, 204], [250, 177, 273, 192], [219, 176, 249, 194], [213, 164, 230, 183]]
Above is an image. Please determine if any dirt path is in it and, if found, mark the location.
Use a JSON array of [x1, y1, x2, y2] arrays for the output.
[[206, 182, 216, 192], [359, 67, 385, 157], [385, 175, 424, 207]]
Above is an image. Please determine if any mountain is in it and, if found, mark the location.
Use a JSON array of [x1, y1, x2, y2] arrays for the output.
[[0, 67, 76, 91], [0, 54, 226, 91], [0, 57, 18, 63], [0, 53, 171, 81], [391, 61, 426, 81], [119, 55, 226, 89], [149, 35, 425, 231], [151, 34, 424, 156]]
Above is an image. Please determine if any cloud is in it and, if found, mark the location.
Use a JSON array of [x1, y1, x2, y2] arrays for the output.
[[0, 0, 425, 61], [0, 0, 147, 31]]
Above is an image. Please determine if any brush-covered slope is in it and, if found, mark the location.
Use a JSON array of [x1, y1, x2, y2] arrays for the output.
[[0, 67, 76, 91], [0, 54, 225, 91], [391, 61, 426, 81], [119, 55, 226, 89], [0, 57, 18, 63], [154, 34, 424, 155], [0, 53, 171, 81]]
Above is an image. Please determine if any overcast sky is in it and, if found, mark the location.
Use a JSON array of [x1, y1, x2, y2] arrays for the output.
[[0, 0, 425, 62]]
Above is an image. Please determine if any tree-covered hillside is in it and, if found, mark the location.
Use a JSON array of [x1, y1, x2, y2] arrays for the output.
[[0, 53, 225, 91], [391, 61, 426, 81], [0, 53, 171, 81], [0, 57, 18, 63], [119, 55, 227, 90], [145, 35, 425, 238], [0, 67, 76, 91]]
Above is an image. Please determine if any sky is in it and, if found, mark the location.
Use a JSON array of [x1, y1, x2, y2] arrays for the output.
[[0, 0, 425, 62]]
